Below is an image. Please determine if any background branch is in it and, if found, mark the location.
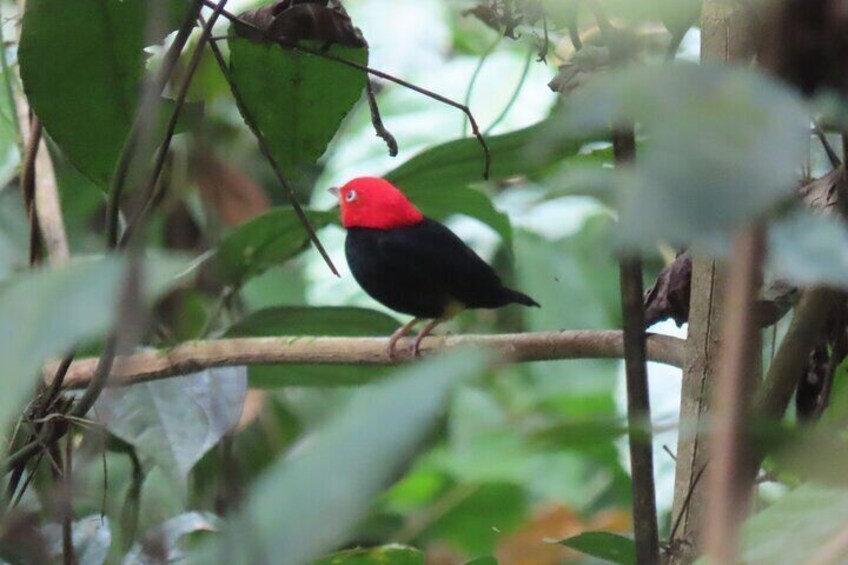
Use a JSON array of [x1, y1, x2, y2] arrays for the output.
[[44, 331, 685, 389]]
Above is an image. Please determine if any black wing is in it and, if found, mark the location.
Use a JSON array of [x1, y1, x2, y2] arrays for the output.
[[345, 218, 516, 318]]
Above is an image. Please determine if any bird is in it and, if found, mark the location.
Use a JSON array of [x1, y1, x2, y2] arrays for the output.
[[331, 176, 540, 358]]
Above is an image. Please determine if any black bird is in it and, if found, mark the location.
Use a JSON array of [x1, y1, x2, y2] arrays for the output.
[[331, 177, 539, 357]]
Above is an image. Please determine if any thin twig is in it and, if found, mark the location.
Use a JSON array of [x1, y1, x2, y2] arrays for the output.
[[204, 25, 339, 277], [814, 121, 840, 168], [61, 433, 75, 565], [203, 1, 491, 179], [42, 331, 685, 390], [120, 0, 230, 247], [705, 227, 764, 563], [20, 116, 43, 265], [105, 0, 203, 247], [615, 127, 660, 565], [365, 79, 398, 157]]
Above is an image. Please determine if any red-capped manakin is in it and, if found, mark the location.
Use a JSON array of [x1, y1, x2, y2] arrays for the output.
[[331, 177, 540, 358]]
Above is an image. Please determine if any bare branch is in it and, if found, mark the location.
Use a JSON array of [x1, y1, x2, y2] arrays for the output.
[[44, 331, 685, 389], [705, 227, 764, 563]]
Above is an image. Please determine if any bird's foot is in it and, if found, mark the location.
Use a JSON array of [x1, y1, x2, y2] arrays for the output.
[[411, 319, 442, 358], [388, 318, 421, 361]]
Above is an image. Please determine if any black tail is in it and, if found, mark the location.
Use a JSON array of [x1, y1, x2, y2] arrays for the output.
[[505, 287, 540, 308]]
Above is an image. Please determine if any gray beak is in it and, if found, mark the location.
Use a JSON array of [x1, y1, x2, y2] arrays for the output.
[[328, 186, 339, 197]]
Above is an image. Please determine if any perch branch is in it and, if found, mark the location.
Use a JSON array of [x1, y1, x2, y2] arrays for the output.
[[44, 331, 685, 389]]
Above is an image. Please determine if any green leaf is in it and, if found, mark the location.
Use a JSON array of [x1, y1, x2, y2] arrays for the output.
[[420, 482, 525, 555], [464, 558, 498, 565], [740, 485, 848, 564], [215, 208, 336, 286], [227, 37, 368, 178], [312, 545, 424, 565], [19, 0, 195, 185], [558, 531, 636, 565], [560, 63, 809, 248], [194, 348, 489, 564], [0, 254, 190, 426], [768, 210, 848, 289], [225, 306, 399, 387], [384, 117, 587, 247]]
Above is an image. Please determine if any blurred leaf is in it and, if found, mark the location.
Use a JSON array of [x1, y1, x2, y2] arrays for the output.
[[20, 0, 195, 185], [215, 208, 336, 286], [464, 558, 498, 565], [421, 482, 526, 555], [557, 531, 636, 565], [768, 210, 848, 289], [312, 545, 423, 565], [384, 116, 587, 247], [531, 419, 630, 449], [227, 37, 367, 178], [195, 348, 489, 564], [740, 485, 848, 564], [95, 366, 247, 480], [225, 306, 398, 387], [41, 515, 111, 565], [123, 512, 218, 565], [192, 149, 270, 227], [0, 254, 190, 426], [559, 63, 808, 248]]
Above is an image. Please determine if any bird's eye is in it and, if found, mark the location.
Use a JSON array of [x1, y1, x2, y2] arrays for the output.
[[345, 190, 357, 202]]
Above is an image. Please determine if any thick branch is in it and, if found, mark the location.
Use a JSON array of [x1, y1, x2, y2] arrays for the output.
[[45, 331, 685, 389]]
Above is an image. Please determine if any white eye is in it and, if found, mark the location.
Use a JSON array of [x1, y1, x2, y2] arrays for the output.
[[345, 190, 357, 202]]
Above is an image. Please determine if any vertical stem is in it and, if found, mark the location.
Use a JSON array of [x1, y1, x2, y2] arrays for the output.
[[669, 2, 758, 561], [61, 433, 76, 565], [615, 128, 659, 565], [704, 227, 764, 563]]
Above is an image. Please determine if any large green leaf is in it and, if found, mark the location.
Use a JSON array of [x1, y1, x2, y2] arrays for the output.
[[740, 485, 848, 564], [225, 306, 399, 387], [228, 37, 368, 178], [312, 546, 423, 565], [0, 254, 191, 427], [215, 208, 336, 287], [384, 117, 587, 247], [194, 348, 489, 564], [558, 63, 809, 248], [558, 531, 636, 565], [19, 0, 194, 185]]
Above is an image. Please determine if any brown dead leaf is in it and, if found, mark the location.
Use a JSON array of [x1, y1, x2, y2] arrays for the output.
[[191, 149, 270, 227], [234, 0, 366, 47]]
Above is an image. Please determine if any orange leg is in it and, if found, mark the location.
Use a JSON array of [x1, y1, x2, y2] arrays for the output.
[[388, 318, 421, 360], [411, 318, 443, 357]]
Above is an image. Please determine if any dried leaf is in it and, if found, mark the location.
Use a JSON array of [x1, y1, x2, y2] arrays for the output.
[[644, 253, 691, 327], [234, 0, 366, 47], [192, 149, 270, 227]]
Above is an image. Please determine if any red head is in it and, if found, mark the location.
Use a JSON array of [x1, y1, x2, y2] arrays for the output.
[[334, 177, 424, 230]]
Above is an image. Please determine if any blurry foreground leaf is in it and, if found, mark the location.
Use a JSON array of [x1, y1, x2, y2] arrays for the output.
[[559, 64, 808, 248], [194, 349, 489, 564], [225, 306, 398, 387], [557, 531, 636, 565], [312, 545, 423, 565], [96, 366, 247, 481], [740, 484, 848, 564], [0, 254, 190, 426], [768, 210, 848, 289]]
